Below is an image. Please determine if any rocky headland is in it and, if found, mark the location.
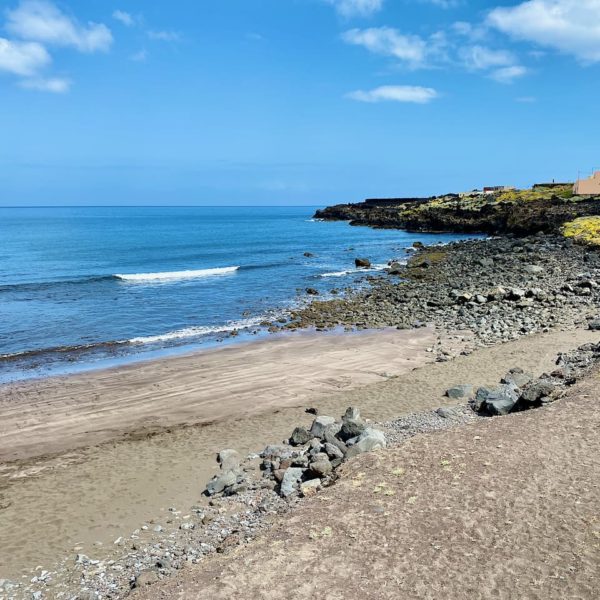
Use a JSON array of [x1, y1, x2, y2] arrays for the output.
[[313, 185, 600, 236]]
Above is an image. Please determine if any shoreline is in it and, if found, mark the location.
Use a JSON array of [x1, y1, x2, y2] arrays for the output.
[[1, 325, 597, 593], [0, 327, 437, 464]]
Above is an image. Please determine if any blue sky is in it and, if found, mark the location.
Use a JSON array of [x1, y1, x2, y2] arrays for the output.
[[1, 0, 599, 205]]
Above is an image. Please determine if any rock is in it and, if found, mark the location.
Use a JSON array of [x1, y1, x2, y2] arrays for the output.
[[303, 252, 315, 257], [309, 453, 333, 477], [445, 384, 474, 400], [289, 426, 311, 446], [205, 470, 237, 496], [338, 406, 366, 441], [475, 384, 519, 416], [306, 288, 319, 295], [217, 449, 241, 472], [305, 407, 319, 415], [524, 264, 544, 275], [309, 416, 337, 439], [323, 429, 348, 454], [520, 380, 559, 405], [413, 241, 424, 249], [475, 294, 487, 304], [507, 288, 526, 301], [588, 319, 600, 331], [501, 367, 534, 389], [436, 406, 462, 419], [132, 569, 159, 588], [387, 262, 403, 275], [355, 258, 371, 268], [324, 442, 344, 460], [345, 428, 386, 458], [487, 286, 507, 301], [300, 479, 321, 497], [279, 467, 305, 498], [261, 444, 293, 460]]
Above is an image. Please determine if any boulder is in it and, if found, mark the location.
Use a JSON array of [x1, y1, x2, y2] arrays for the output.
[[445, 384, 474, 400], [387, 262, 403, 275], [306, 288, 319, 296], [300, 479, 321, 497], [345, 428, 386, 458], [475, 384, 519, 416], [520, 380, 559, 405], [279, 467, 305, 498], [309, 416, 338, 439], [588, 319, 600, 331], [324, 442, 344, 460], [501, 367, 533, 389], [217, 449, 241, 472], [355, 258, 371, 269], [338, 406, 366, 441], [289, 426, 311, 446], [436, 406, 463, 419], [310, 456, 333, 477], [205, 470, 238, 496], [261, 444, 293, 460], [487, 286, 507, 301]]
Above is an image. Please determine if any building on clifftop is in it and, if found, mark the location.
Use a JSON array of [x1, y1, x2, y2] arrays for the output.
[[574, 171, 600, 195]]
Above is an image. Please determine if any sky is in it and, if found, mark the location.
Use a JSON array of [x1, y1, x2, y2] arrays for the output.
[[1, 0, 599, 206]]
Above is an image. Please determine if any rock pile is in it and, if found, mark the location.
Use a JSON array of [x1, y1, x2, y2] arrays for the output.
[[452, 340, 600, 417], [204, 408, 386, 499]]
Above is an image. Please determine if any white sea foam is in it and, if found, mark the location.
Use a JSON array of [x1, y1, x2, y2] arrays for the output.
[[320, 263, 389, 278], [129, 316, 265, 345], [115, 266, 239, 283]]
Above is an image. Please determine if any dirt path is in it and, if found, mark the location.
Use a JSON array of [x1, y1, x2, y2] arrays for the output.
[[141, 370, 600, 599]]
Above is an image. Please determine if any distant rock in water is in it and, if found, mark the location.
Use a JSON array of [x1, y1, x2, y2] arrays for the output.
[[355, 258, 371, 268]]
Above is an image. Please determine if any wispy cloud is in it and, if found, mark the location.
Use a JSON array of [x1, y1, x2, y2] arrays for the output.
[[343, 27, 429, 68], [112, 9, 135, 27], [0, 37, 50, 76], [489, 65, 529, 83], [325, 0, 384, 18], [488, 0, 600, 63], [459, 45, 517, 71], [147, 30, 181, 42], [347, 84, 438, 103], [18, 75, 70, 92], [343, 24, 528, 85], [6, 0, 113, 53]]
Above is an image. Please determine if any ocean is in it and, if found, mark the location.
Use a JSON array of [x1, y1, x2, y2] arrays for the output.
[[0, 206, 474, 381]]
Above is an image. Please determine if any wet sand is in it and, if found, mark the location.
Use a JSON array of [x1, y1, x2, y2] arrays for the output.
[[0, 326, 595, 580]]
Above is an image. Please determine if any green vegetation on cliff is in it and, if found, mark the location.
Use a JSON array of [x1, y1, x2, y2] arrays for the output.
[[315, 186, 600, 237]]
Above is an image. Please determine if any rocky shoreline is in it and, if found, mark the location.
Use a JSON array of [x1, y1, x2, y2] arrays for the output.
[[279, 234, 600, 359]]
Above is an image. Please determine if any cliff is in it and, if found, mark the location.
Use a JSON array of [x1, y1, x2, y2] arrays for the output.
[[314, 186, 600, 236]]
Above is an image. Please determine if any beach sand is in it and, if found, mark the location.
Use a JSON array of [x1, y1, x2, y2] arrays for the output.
[[142, 366, 600, 600], [0, 326, 595, 579]]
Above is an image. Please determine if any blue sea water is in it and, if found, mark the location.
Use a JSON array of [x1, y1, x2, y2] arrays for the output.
[[0, 206, 474, 381]]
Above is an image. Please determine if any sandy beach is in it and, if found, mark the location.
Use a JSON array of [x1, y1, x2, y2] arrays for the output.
[[0, 325, 596, 582]]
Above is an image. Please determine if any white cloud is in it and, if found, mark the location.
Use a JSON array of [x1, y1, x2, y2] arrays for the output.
[[112, 9, 134, 27], [6, 0, 113, 53], [343, 27, 428, 68], [421, 0, 460, 7], [147, 30, 181, 42], [459, 45, 517, 70], [489, 65, 529, 83], [18, 75, 70, 92], [325, 0, 384, 17], [0, 36, 50, 75], [488, 0, 600, 63], [347, 84, 438, 103]]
